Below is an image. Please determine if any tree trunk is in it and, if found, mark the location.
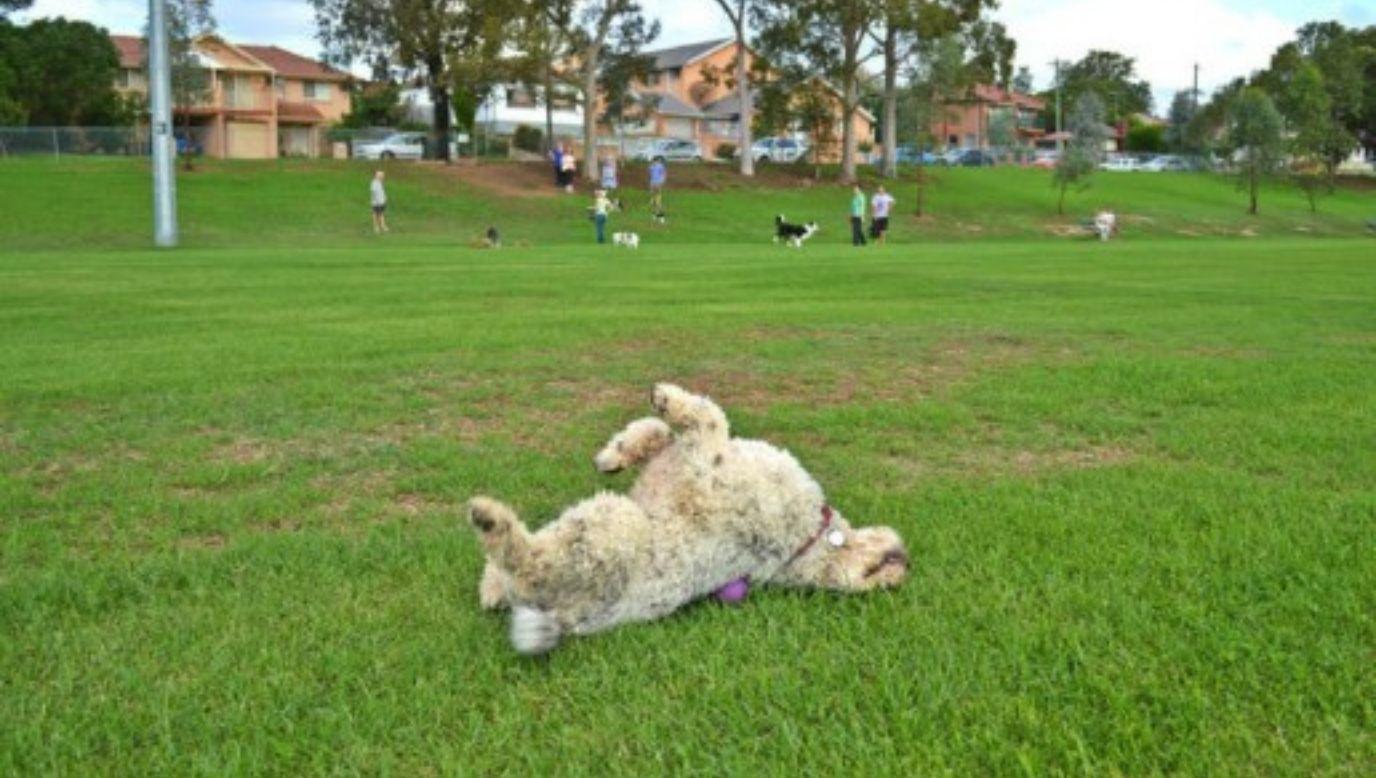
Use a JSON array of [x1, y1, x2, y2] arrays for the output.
[[734, 26, 754, 177], [428, 57, 452, 164], [582, 47, 600, 181], [841, 76, 857, 183], [543, 57, 555, 155], [915, 164, 926, 216], [881, 29, 898, 179]]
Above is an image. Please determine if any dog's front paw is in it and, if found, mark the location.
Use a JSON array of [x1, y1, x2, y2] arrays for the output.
[[467, 496, 514, 536]]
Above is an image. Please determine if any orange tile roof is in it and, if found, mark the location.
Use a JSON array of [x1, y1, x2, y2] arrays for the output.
[[107, 35, 349, 83], [238, 45, 350, 82], [276, 102, 327, 122], [112, 34, 143, 69]]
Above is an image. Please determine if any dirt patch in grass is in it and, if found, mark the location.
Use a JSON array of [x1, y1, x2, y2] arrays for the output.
[[175, 533, 227, 551]]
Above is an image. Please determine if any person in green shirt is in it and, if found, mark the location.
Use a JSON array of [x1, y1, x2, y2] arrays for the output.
[[849, 185, 867, 246]]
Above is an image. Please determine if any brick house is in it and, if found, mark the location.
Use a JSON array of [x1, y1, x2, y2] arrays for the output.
[[931, 84, 1045, 151], [623, 39, 876, 161], [111, 34, 351, 159]]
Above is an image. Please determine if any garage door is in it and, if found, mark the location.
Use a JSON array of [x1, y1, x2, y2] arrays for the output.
[[226, 121, 270, 159]]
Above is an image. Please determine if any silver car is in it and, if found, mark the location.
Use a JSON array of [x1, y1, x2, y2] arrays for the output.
[[751, 137, 808, 163], [630, 138, 703, 162]]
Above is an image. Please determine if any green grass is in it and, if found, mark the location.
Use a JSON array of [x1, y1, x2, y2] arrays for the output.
[[0, 156, 1370, 250], [1, 159, 1373, 773]]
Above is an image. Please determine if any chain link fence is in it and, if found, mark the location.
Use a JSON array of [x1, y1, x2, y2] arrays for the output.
[[0, 126, 154, 157]]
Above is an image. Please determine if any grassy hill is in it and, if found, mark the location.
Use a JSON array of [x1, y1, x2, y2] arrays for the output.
[[0, 156, 1371, 251]]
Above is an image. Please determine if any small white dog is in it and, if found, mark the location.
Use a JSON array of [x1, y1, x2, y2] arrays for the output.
[[468, 383, 909, 654], [613, 231, 640, 249]]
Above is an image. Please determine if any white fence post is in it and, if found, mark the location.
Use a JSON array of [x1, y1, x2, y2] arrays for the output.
[[52, 127, 59, 160]]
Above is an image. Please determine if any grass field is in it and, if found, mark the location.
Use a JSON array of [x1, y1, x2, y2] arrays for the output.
[[1, 159, 1374, 774]]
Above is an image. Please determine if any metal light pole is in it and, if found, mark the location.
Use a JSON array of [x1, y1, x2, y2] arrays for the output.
[[1052, 59, 1063, 154], [148, 0, 178, 247]]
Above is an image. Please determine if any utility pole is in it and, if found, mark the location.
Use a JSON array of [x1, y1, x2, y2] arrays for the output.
[[148, 0, 178, 247], [1192, 63, 1199, 113], [1052, 59, 1063, 153]]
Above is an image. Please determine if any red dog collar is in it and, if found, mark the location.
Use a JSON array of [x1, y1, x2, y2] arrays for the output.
[[784, 504, 836, 568]]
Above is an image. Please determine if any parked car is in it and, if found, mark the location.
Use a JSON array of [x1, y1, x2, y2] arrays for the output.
[[1031, 150, 1059, 169], [1137, 154, 1190, 172], [174, 133, 202, 156], [751, 136, 809, 163], [954, 149, 997, 167], [933, 148, 965, 166], [354, 131, 461, 160], [629, 138, 703, 162], [873, 145, 939, 167], [1099, 156, 1138, 172]]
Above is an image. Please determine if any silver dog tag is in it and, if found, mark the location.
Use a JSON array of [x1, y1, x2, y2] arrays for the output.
[[826, 529, 846, 548]]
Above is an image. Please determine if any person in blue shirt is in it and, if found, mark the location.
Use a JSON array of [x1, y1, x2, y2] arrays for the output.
[[648, 159, 666, 219]]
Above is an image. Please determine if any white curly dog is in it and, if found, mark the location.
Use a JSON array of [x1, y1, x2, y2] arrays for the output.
[[467, 383, 909, 654]]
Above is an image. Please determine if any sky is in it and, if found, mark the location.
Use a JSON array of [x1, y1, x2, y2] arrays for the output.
[[19, 0, 1374, 114]]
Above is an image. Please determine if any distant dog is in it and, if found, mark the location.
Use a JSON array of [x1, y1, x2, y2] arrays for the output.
[[613, 232, 640, 249], [775, 215, 819, 248], [651, 208, 667, 225], [485, 226, 501, 248]]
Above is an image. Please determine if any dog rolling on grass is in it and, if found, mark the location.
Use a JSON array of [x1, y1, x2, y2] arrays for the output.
[[774, 215, 819, 248], [468, 383, 909, 655], [613, 232, 640, 249]]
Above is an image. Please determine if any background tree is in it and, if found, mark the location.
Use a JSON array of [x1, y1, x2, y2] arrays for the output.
[[710, 0, 761, 177], [10, 18, 123, 126], [311, 0, 507, 163], [340, 81, 405, 127], [870, 0, 990, 178], [509, 0, 576, 153], [1052, 91, 1108, 215], [568, 0, 658, 179], [1164, 88, 1199, 153], [758, 0, 881, 182], [962, 18, 1014, 88], [1043, 49, 1151, 126], [1285, 62, 1336, 212], [1124, 118, 1163, 152], [0, 18, 23, 124], [906, 34, 967, 215], [1011, 65, 1032, 94], [1224, 87, 1284, 215]]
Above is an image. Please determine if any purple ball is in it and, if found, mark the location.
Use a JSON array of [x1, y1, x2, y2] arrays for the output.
[[714, 578, 750, 604]]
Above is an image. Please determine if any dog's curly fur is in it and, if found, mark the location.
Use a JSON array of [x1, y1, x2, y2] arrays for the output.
[[468, 383, 909, 654]]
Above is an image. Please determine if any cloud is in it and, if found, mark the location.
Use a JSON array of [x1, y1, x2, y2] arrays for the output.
[[994, 0, 1297, 111]]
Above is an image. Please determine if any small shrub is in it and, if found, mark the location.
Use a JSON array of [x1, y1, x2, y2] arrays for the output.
[[858, 141, 874, 155], [513, 125, 544, 153], [715, 142, 737, 160]]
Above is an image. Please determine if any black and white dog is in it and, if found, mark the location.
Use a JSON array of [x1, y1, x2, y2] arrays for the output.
[[774, 215, 819, 248]]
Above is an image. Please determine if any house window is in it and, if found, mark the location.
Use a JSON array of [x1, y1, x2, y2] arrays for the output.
[[303, 81, 331, 101], [274, 77, 285, 98], [506, 86, 536, 109]]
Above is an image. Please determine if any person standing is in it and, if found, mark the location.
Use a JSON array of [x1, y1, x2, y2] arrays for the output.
[[592, 188, 611, 244], [849, 184, 867, 246], [370, 170, 389, 234], [561, 148, 578, 193], [550, 143, 564, 189], [648, 157, 666, 217], [600, 155, 619, 192], [870, 185, 895, 245]]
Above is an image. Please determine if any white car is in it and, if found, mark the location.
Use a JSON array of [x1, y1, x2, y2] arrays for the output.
[[1138, 154, 1189, 172], [1099, 156, 1138, 172], [354, 132, 462, 160], [629, 139, 703, 162], [751, 137, 808, 163]]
